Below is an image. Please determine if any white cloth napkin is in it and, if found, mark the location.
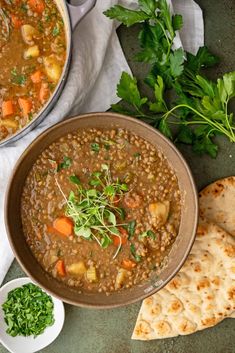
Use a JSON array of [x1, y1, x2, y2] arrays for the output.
[[0, 0, 204, 285]]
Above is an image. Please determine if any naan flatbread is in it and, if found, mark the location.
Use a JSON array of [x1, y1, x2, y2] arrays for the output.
[[132, 222, 235, 340], [199, 177, 235, 236]]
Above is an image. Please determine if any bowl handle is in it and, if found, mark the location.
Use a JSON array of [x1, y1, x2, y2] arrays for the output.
[[67, 0, 96, 30]]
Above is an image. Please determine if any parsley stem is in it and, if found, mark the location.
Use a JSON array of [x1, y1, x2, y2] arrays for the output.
[[225, 100, 235, 141], [162, 104, 235, 142], [155, 18, 170, 48]]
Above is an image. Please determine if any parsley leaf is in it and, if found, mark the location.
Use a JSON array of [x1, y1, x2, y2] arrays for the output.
[[172, 14, 183, 31], [116, 72, 148, 109], [69, 175, 81, 185], [130, 243, 141, 262], [103, 5, 149, 27], [170, 48, 185, 78], [127, 220, 136, 239], [57, 156, 72, 172], [91, 142, 100, 152]]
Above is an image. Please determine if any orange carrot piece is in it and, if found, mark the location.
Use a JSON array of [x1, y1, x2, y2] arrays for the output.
[[121, 259, 137, 270], [56, 260, 66, 276], [30, 70, 42, 84], [53, 216, 73, 237], [10, 15, 23, 28], [39, 83, 49, 103], [28, 0, 45, 13], [113, 227, 128, 246], [2, 100, 14, 117], [18, 98, 32, 117]]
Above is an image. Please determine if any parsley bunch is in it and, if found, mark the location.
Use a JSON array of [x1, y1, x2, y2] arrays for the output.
[[104, 0, 235, 157]]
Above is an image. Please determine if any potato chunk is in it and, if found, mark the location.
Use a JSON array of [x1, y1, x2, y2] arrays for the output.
[[86, 266, 97, 283], [115, 268, 129, 290], [43, 56, 62, 82], [24, 45, 40, 59], [149, 201, 170, 226], [67, 261, 87, 276], [21, 24, 37, 45], [1, 119, 18, 129]]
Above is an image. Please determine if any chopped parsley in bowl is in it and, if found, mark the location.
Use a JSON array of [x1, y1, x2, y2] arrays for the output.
[[2, 283, 55, 337], [0, 277, 64, 353]]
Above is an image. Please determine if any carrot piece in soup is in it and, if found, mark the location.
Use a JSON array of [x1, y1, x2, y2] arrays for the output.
[[18, 98, 32, 117], [121, 259, 136, 270], [2, 101, 14, 117], [10, 15, 23, 28], [28, 0, 45, 13], [53, 216, 73, 237], [39, 83, 49, 103], [30, 70, 42, 83], [56, 260, 66, 276], [113, 227, 128, 246]]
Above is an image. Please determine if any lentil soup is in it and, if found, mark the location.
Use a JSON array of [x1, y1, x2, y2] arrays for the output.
[[21, 128, 182, 295], [0, 0, 66, 142]]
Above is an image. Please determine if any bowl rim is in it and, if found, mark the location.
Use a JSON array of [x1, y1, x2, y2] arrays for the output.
[[0, 277, 65, 353], [4, 112, 198, 308]]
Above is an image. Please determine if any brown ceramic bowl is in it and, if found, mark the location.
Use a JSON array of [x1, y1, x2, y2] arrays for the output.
[[5, 112, 198, 308]]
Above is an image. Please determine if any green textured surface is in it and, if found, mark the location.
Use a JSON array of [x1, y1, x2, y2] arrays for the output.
[[1, 0, 235, 352]]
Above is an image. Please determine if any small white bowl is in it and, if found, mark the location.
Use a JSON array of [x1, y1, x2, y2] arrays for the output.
[[0, 277, 65, 353]]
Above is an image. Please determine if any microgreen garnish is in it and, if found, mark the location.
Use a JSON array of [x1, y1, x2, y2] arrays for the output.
[[104, 0, 235, 158], [69, 175, 81, 185], [130, 243, 141, 262], [2, 283, 54, 337], [91, 142, 100, 153], [127, 220, 136, 239], [139, 229, 156, 240], [11, 68, 26, 86], [55, 165, 129, 259], [118, 207, 126, 220], [57, 156, 72, 172]]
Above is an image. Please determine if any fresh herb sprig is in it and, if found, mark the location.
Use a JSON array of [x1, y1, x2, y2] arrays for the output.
[[104, 0, 235, 157], [56, 164, 129, 258], [2, 283, 54, 337]]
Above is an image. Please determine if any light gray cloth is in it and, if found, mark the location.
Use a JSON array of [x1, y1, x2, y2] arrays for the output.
[[0, 0, 204, 285]]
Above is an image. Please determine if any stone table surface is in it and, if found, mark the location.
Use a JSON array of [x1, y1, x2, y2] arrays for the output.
[[1, 0, 235, 352]]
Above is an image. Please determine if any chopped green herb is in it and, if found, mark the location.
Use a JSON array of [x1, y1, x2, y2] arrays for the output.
[[104, 144, 110, 150], [127, 220, 136, 239], [2, 283, 54, 337], [11, 68, 26, 86], [133, 152, 141, 158], [91, 142, 100, 153], [69, 175, 81, 185], [57, 156, 72, 172], [130, 243, 141, 262], [20, 3, 27, 12], [38, 21, 44, 32], [52, 24, 60, 36], [139, 229, 156, 240]]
